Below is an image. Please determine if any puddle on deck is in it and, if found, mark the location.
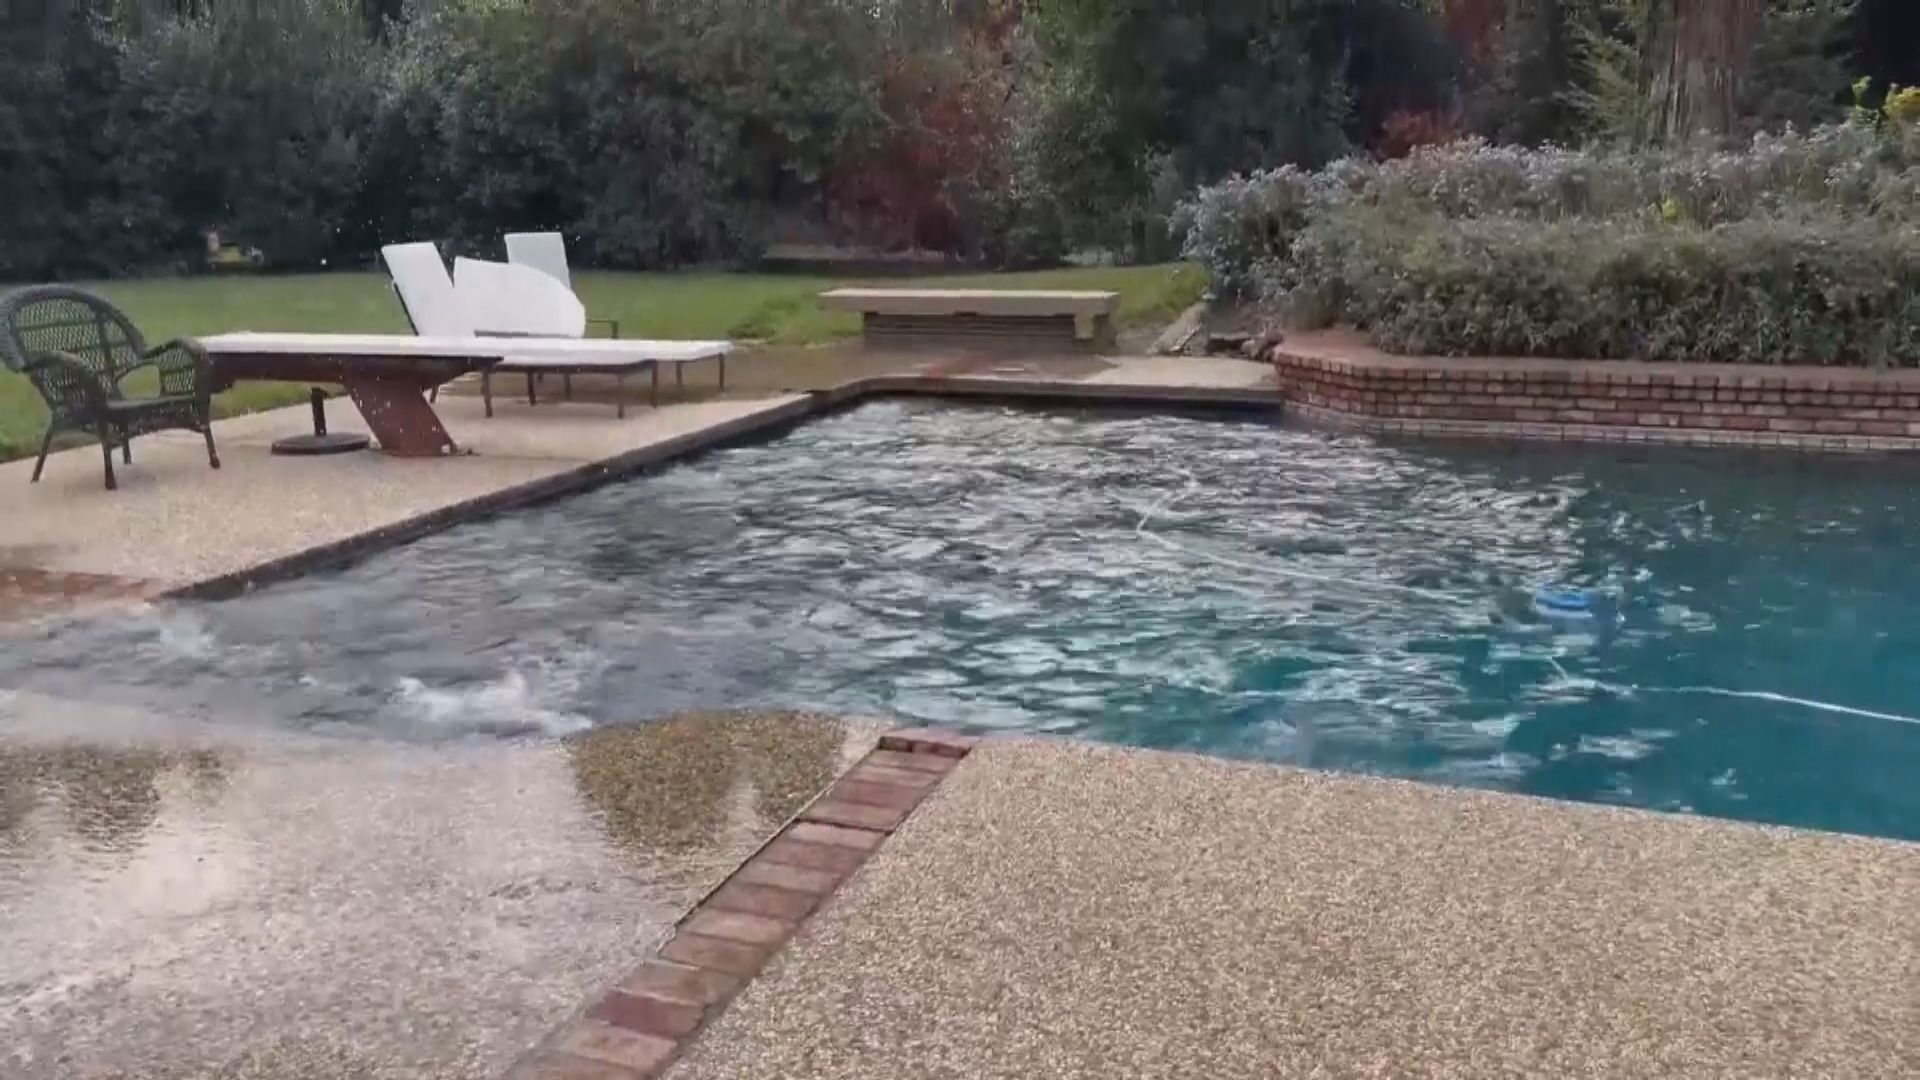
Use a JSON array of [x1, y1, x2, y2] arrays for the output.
[[0, 694, 874, 1080]]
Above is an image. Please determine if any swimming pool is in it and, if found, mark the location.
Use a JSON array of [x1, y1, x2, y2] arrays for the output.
[[7, 400, 1920, 840]]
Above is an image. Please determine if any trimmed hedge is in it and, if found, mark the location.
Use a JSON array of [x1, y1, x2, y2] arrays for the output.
[[1302, 212, 1920, 365], [1178, 124, 1920, 366]]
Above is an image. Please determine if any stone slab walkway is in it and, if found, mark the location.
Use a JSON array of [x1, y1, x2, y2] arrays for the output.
[[668, 739, 1920, 1080]]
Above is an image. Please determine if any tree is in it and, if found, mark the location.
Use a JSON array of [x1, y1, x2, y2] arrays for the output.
[[1477, 0, 1584, 144], [1740, 1, 1855, 134], [1646, 0, 1766, 140], [1021, 0, 1458, 253]]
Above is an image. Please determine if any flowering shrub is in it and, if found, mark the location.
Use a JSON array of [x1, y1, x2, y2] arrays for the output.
[[1170, 167, 1317, 298], [1180, 122, 1920, 365]]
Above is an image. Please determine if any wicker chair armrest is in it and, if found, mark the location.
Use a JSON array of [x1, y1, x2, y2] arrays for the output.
[[136, 338, 213, 399], [23, 350, 112, 420], [587, 316, 621, 340]]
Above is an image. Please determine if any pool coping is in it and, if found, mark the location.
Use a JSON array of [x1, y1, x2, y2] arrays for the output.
[[163, 375, 1282, 601], [504, 726, 981, 1079]]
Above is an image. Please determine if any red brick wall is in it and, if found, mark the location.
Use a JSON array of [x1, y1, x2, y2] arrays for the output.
[[1274, 350, 1920, 450]]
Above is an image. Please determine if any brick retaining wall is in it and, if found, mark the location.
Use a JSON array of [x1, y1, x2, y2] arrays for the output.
[[1274, 336, 1920, 452]]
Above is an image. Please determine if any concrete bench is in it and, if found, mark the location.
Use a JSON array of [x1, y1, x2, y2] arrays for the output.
[[819, 288, 1119, 352]]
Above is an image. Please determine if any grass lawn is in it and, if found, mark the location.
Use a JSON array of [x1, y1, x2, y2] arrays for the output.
[[0, 264, 1203, 460]]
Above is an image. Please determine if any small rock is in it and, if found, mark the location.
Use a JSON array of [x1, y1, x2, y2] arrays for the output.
[[1149, 301, 1210, 356], [1205, 331, 1251, 356], [1247, 327, 1287, 362]]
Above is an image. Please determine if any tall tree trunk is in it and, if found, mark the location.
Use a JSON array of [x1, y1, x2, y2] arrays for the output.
[[1648, 0, 1765, 142]]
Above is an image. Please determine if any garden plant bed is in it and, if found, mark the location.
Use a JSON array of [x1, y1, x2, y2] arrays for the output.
[[1275, 330, 1920, 452]]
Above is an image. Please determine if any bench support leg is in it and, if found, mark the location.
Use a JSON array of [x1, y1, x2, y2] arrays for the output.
[[344, 375, 460, 457], [1090, 314, 1117, 353]]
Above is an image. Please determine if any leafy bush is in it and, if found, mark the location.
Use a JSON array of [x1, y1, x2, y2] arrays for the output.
[[826, 20, 1016, 260], [0, 10, 185, 279], [1353, 126, 1913, 224], [1291, 211, 1920, 365], [1173, 167, 1320, 298], [131, 0, 379, 269], [411, 0, 879, 269], [1182, 122, 1920, 365], [0, 0, 903, 278]]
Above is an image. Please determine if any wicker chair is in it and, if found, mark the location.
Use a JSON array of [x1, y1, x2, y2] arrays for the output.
[[0, 285, 220, 490]]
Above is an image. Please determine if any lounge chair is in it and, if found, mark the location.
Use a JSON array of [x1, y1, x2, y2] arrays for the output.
[[381, 241, 497, 408], [453, 256, 589, 409], [379, 243, 728, 417], [504, 231, 619, 338], [380, 241, 472, 338], [453, 256, 586, 338], [0, 285, 219, 490]]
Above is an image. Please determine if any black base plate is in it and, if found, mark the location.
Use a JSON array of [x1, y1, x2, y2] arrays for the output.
[[271, 432, 371, 456]]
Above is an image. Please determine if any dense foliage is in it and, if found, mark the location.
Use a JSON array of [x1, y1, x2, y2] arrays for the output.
[[0, 0, 1913, 282], [1181, 119, 1920, 364], [0, 0, 1461, 280]]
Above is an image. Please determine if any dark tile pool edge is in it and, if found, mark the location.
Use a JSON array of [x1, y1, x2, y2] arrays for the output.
[[837, 373, 1285, 413], [1290, 399, 1920, 454], [162, 395, 825, 601], [505, 726, 979, 1080], [159, 379, 1284, 600]]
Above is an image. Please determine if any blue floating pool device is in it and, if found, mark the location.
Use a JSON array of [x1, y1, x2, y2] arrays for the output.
[[1532, 586, 1597, 620]]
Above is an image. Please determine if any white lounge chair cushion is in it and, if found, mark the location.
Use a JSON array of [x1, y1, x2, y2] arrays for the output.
[[504, 231, 573, 290], [380, 242, 471, 338], [453, 257, 588, 339]]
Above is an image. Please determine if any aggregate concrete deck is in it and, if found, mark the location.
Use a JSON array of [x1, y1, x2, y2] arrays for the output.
[[0, 392, 808, 592], [669, 739, 1920, 1080], [0, 697, 876, 1080]]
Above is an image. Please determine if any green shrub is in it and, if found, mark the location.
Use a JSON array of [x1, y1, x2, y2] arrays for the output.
[[1288, 209, 1920, 366], [1173, 167, 1323, 298], [131, 0, 379, 270], [0, 9, 188, 280], [1181, 123, 1920, 365], [0, 0, 896, 278], [403, 0, 879, 270]]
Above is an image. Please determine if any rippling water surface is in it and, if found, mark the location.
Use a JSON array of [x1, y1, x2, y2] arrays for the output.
[[8, 401, 1920, 839]]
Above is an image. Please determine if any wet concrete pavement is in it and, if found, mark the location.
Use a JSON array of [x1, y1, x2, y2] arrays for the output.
[[0, 694, 874, 1079]]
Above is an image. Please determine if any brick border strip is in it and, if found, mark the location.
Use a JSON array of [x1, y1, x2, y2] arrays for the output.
[[508, 727, 979, 1079]]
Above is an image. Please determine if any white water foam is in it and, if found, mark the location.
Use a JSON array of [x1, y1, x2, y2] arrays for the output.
[[392, 671, 592, 737]]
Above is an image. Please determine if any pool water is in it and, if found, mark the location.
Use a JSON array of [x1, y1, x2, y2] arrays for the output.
[[7, 401, 1920, 841]]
